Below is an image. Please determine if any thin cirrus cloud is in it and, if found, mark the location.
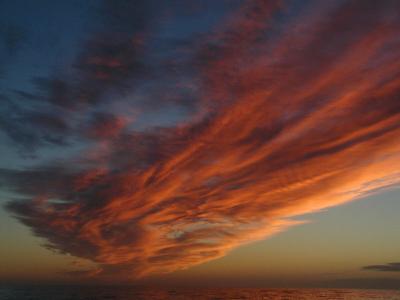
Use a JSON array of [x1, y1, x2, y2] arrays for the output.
[[1, 0, 400, 280]]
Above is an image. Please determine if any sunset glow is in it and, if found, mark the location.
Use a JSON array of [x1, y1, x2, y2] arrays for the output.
[[1, 0, 400, 289]]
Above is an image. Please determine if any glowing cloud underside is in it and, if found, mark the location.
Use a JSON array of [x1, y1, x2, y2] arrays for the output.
[[4, 0, 400, 279]]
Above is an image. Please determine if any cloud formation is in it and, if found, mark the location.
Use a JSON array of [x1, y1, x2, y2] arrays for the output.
[[1, 0, 400, 280], [363, 262, 400, 272]]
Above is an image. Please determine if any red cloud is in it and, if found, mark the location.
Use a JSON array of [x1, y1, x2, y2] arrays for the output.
[[5, 0, 400, 281]]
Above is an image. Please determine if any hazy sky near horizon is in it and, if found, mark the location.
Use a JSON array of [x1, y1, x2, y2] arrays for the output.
[[1, 0, 400, 288]]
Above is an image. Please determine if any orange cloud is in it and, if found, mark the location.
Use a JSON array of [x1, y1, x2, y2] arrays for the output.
[[4, 0, 400, 281]]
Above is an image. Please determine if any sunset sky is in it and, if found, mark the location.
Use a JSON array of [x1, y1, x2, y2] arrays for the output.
[[1, 0, 400, 289]]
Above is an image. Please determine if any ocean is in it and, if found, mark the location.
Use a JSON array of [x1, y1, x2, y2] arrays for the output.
[[0, 287, 399, 300]]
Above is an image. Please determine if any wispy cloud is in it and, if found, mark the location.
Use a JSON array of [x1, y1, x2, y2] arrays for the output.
[[1, 0, 400, 281], [363, 262, 400, 272]]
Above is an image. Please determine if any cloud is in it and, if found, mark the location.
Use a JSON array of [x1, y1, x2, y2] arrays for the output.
[[0, 97, 70, 153], [2, 0, 400, 281], [84, 112, 128, 139], [0, 0, 155, 153], [0, 0, 208, 154], [363, 262, 400, 272]]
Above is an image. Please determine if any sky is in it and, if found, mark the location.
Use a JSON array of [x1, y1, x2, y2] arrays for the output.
[[0, 0, 400, 289]]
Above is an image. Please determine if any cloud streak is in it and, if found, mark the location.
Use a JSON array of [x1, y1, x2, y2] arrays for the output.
[[2, 0, 400, 280], [363, 262, 400, 272]]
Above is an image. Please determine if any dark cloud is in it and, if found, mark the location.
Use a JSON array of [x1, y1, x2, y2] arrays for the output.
[[0, 98, 70, 152], [0, 0, 208, 155], [30, 77, 73, 108], [84, 112, 127, 139], [0, 166, 78, 198], [0, 0, 156, 152], [363, 262, 400, 272]]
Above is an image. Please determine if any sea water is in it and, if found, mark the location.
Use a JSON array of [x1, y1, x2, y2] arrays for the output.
[[0, 286, 399, 300]]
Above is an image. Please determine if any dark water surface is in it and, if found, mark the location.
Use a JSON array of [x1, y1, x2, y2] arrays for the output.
[[1, 286, 399, 300]]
